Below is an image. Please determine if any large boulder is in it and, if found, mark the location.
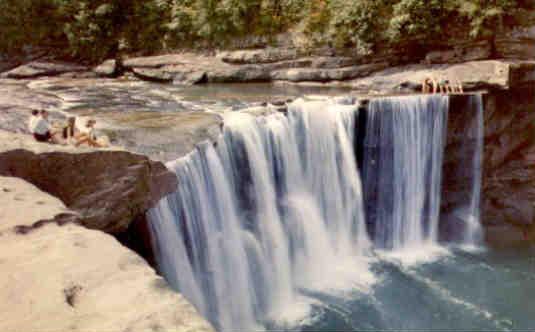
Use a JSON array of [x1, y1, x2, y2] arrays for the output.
[[93, 59, 120, 77], [2, 61, 88, 79], [132, 67, 174, 83], [0, 131, 177, 234], [0, 176, 213, 332]]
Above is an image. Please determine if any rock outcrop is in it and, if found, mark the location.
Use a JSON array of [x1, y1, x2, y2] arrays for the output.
[[350, 60, 535, 93], [0, 176, 213, 332], [106, 50, 535, 92], [481, 86, 535, 241], [0, 130, 177, 234], [93, 59, 120, 78], [2, 61, 88, 79], [496, 25, 535, 60]]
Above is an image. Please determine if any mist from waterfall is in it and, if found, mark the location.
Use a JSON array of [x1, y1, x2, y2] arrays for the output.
[[148, 99, 371, 331], [361, 96, 449, 250]]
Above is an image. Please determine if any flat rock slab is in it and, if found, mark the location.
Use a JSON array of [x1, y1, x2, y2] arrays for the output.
[[350, 60, 535, 93], [3, 61, 88, 79], [0, 176, 68, 233], [218, 48, 298, 64], [0, 177, 212, 332]]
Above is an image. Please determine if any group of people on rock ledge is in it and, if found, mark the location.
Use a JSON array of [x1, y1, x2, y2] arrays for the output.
[[28, 110, 109, 148], [421, 77, 464, 94]]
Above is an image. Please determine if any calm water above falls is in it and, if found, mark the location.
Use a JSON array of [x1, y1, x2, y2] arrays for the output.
[[147, 94, 534, 331]]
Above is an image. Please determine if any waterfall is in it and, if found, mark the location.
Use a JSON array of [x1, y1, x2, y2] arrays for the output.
[[148, 99, 370, 331], [463, 95, 483, 245], [148, 94, 485, 331], [361, 95, 449, 250]]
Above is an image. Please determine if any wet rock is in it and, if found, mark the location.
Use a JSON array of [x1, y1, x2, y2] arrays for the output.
[[2, 61, 88, 79], [95, 111, 223, 162]]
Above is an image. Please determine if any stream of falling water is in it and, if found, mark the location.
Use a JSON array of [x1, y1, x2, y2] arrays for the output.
[[148, 95, 488, 331]]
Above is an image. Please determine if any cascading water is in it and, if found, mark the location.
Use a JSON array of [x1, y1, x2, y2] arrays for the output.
[[361, 96, 449, 250], [148, 94, 487, 331], [148, 99, 371, 331], [462, 95, 484, 246]]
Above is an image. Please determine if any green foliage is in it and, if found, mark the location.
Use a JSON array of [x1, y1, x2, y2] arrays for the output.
[[0, 0, 531, 63], [327, 0, 390, 55]]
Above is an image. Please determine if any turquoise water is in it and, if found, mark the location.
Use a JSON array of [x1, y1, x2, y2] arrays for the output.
[[276, 245, 535, 331]]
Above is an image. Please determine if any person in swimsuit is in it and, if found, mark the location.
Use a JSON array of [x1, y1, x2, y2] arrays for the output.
[[75, 119, 106, 147]]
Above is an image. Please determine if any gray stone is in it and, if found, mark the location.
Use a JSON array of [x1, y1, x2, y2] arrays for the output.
[[123, 54, 185, 68], [272, 62, 388, 82], [218, 48, 299, 64], [207, 65, 271, 83], [3, 61, 88, 79], [94, 59, 118, 77], [131, 68, 173, 82]]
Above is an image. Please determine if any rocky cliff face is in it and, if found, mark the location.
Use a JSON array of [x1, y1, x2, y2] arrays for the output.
[[439, 87, 535, 246], [482, 86, 535, 243]]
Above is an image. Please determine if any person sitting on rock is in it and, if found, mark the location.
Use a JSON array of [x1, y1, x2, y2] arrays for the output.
[[75, 119, 108, 148], [421, 77, 438, 94], [28, 110, 39, 134], [62, 116, 79, 145], [33, 110, 62, 144]]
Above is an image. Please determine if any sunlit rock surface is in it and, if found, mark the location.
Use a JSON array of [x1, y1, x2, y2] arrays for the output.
[[0, 176, 213, 332], [0, 130, 177, 234]]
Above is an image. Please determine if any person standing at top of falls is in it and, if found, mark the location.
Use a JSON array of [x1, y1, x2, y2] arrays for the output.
[[422, 77, 463, 94], [422, 77, 438, 93], [439, 79, 453, 94]]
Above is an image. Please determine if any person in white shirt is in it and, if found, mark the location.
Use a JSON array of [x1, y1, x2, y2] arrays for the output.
[[28, 110, 39, 134], [33, 110, 60, 143]]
